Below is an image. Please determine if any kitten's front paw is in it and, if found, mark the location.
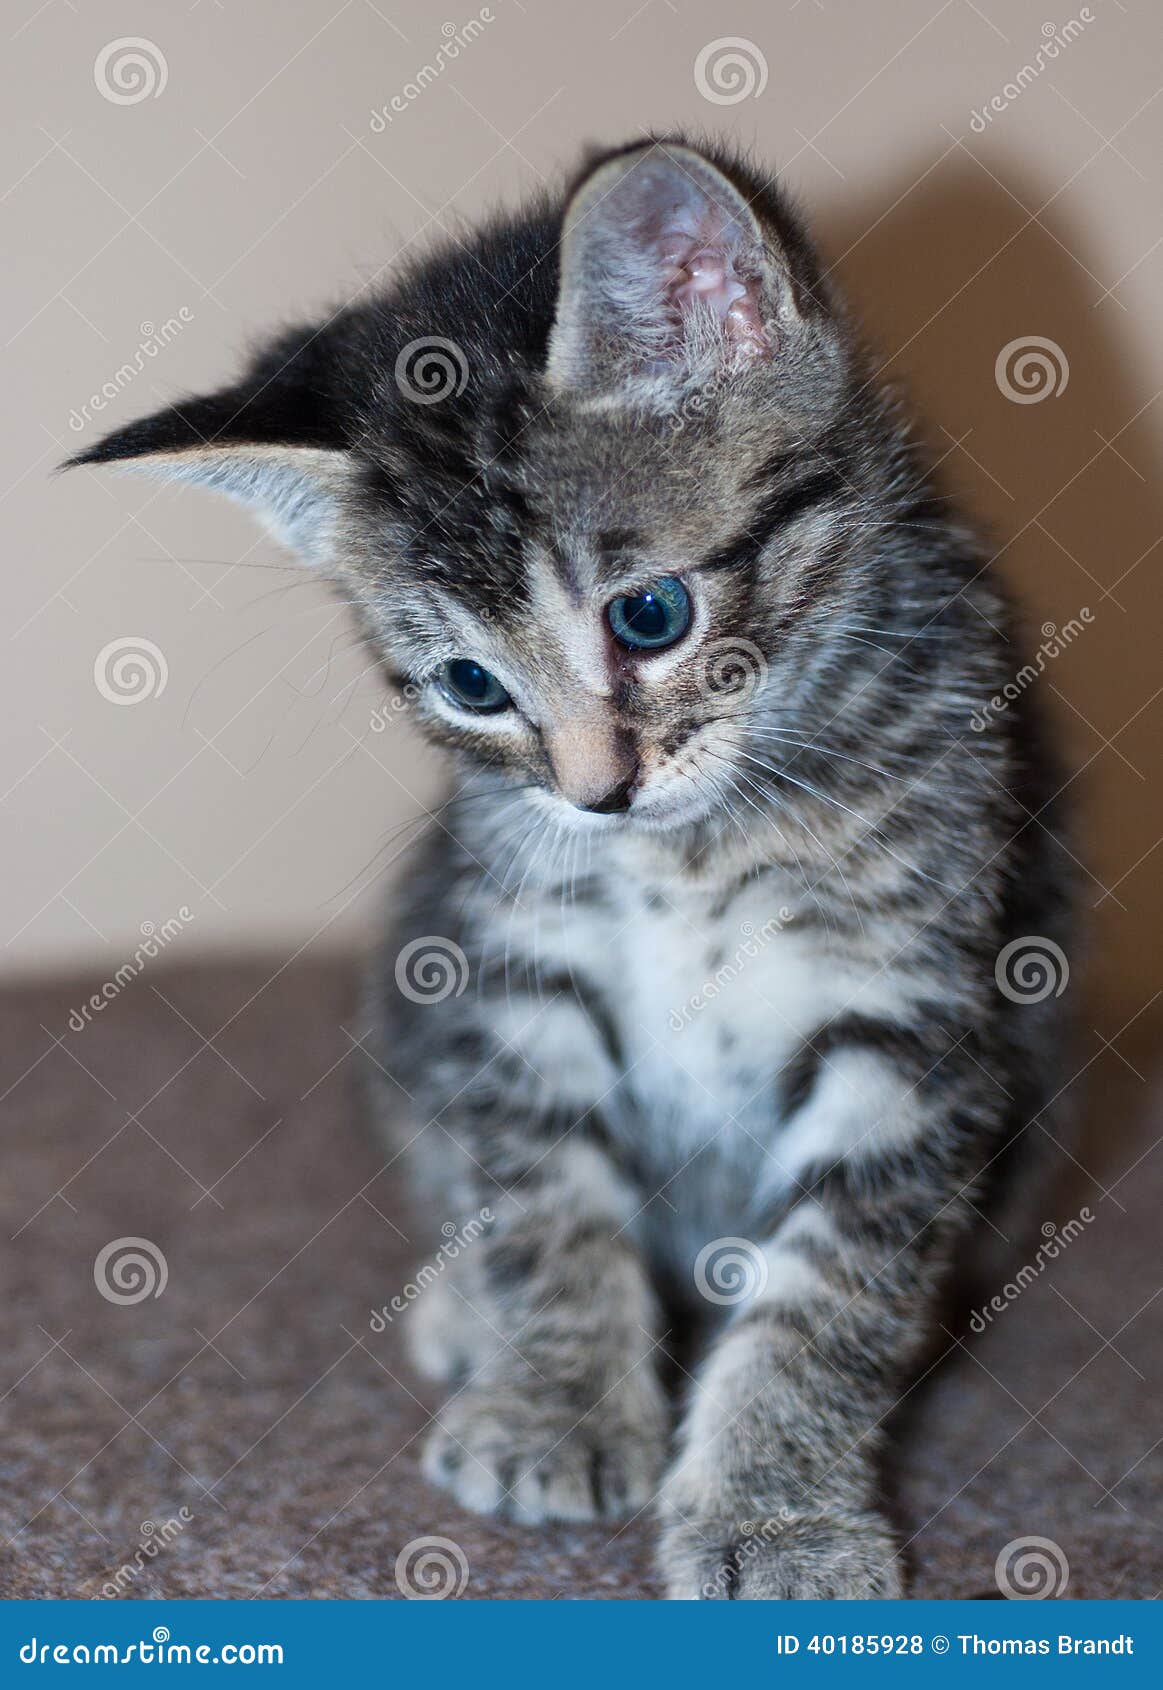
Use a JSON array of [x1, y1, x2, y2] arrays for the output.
[[423, 1381, 667, 1524], [661, 1509, 903, 1600]]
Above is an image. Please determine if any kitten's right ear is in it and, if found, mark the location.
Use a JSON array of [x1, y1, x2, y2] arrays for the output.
[[546, 140, 810, 402], [64, 325, 355, 565]]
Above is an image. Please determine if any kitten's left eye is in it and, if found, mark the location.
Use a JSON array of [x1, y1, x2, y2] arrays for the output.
[[440, 659, 510, 713], [607, 576, 691, 652]]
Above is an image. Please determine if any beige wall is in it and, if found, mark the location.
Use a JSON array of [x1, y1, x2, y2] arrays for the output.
[[3, 0, 1160, 1015]]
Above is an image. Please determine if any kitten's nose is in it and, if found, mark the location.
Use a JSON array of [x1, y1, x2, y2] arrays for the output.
[[543, 713, 637, 815], [578, 772, 636, 815]]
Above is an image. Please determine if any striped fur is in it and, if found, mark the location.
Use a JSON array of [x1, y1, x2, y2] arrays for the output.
[[77, 138, 1074, 1599]]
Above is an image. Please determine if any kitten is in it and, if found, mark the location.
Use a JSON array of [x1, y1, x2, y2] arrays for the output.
[[74, 138, 1073, 1599]]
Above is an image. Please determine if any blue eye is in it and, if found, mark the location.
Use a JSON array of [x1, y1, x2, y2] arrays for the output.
[[440, 659, 510, 713], [607, 576, 691, 652]]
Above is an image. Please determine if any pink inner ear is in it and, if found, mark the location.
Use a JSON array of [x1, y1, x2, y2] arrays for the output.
[[658, 223, 770, 357]]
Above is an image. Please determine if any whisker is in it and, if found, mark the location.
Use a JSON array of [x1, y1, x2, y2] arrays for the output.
[[700, 749, 834, 931], [725, 755, 864, 934], [751, 756, 948, 891], [743, 731, 906, 784]]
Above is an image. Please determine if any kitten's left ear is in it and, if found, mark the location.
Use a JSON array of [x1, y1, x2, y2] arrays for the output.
[[65, 325, 354, 565], [546, 141, 808, 401]]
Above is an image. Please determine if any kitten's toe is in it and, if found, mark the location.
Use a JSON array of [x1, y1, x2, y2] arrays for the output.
[[422, 1386, 666, 1523], [509, 1440, 656, 1523], [661, 1510, 903, 1600]]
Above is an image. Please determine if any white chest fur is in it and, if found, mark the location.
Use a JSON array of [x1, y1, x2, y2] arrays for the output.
[[611, 878, 816, 1128], [479, 852, 921, 1266]]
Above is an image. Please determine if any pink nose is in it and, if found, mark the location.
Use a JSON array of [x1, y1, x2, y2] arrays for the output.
[[576, 770, 637, 815], [543, 717, 637, 813]]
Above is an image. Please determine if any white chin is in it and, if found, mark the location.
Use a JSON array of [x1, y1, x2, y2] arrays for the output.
[[529, 786, 713, 834], [527, 791, 624, 832], [626, 790, 715, 833]]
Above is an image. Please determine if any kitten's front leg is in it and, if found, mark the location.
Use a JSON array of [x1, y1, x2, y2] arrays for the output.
[[420, 1138, 668, 1524], [659, 1034, 987, 1599]]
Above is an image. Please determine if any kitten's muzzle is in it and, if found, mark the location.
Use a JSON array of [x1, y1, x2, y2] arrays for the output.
[[543, 712, 638, 815], [576, 771, 637, 815]]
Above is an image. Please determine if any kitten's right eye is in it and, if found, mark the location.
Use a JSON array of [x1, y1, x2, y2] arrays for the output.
[[439, 659, 510, 714]]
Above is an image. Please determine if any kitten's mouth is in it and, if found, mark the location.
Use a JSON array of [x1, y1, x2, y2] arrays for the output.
[[531, 748, 726, 835], [532, 786, 698, 835], [547, 784, 718, 836], [630, 790, 719, 833]]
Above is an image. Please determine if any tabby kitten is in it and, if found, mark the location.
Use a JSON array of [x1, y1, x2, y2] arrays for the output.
[[76, 138, 1071, 1599]]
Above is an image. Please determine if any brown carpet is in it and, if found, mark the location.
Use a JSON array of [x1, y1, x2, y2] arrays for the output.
[[1, 959, 1160, 1600]]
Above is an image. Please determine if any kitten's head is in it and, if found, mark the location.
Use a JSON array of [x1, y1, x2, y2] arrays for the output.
[[74, 139, 911, 835]]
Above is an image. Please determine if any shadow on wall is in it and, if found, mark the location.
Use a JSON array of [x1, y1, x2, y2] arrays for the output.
[[812, 155, 1163, 1227], [815, 156, 1163, 1045], [841, 167, 1163, 1576]]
